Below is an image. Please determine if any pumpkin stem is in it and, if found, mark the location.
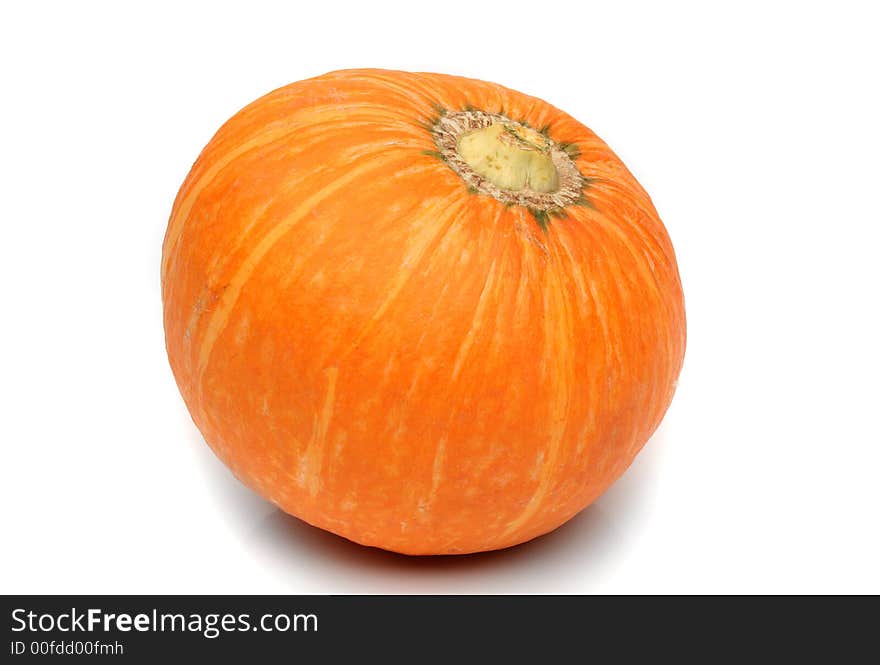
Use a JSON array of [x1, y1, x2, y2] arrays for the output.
[[431, 110, 586, 217], [457, 123, 559, 193]]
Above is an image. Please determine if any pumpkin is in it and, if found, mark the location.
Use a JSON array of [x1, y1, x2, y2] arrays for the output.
[[161, 69, 686, 555]]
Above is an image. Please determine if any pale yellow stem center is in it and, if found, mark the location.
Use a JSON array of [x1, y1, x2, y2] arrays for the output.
[[457, 123, 560, 193]]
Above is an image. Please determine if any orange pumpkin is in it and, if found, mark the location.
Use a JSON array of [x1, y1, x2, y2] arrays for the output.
[[161, 69, 686, 555]]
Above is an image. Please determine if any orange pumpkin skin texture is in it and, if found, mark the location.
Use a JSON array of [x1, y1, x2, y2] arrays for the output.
[[161, 69, 686, 555]]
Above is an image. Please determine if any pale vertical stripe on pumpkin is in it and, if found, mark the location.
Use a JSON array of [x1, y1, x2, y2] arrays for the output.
[[587, 217, 656, 458], [598, 219, 670, 434], [449, 205, 507, 382], [317, 193, 470, 468], [558, 213, 647, 489], [426, 435, 448, 508], [163, 128, 292, 277], [299, 366, 339, 497], [498, 211, 576, 543], [192, 154, 419, 403], [173, 144, 434, 387], [186, 158, 438, 474], [553, 220, 610, 462], [186, 131, 427, 299], [412, 202, 511, 529], [586, 196, 684, 434], [589, 179, 674, 275], [397, 201, 500, 405], [162, 106, 427, 281], [598, 215, 666, 321], [582, 223, 628, 386], [336, 197, 471, 365]]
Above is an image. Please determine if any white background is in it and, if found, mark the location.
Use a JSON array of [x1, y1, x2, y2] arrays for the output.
[[2, 1, 878, 594]]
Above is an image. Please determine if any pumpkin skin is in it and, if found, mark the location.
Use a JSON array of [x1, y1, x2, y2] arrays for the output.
[[161, 69, 686, 555]]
